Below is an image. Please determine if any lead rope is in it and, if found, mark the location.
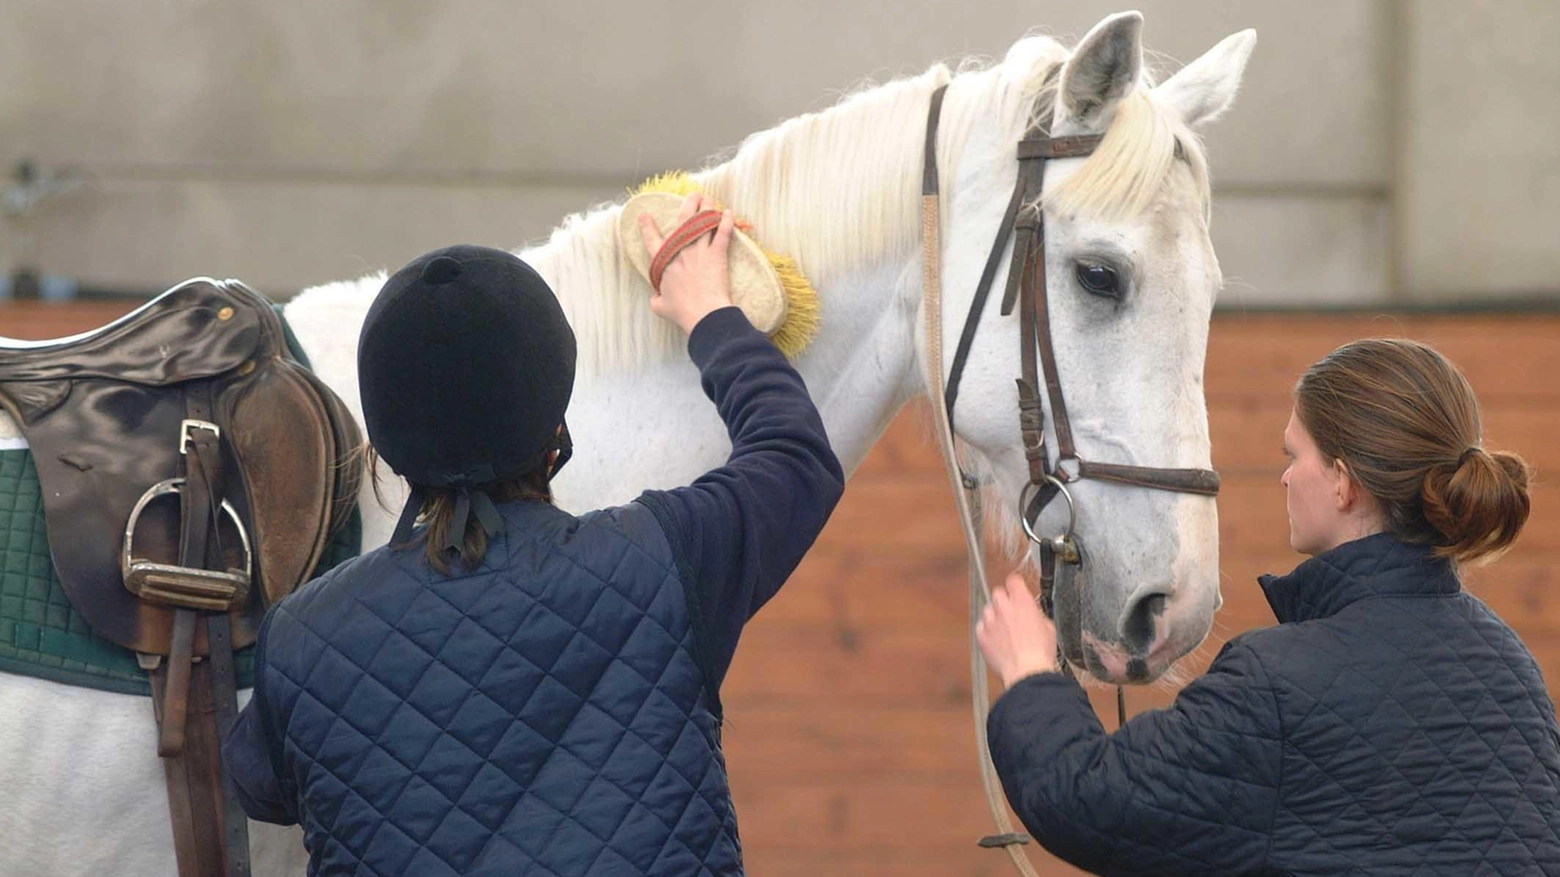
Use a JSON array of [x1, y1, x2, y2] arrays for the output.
[[920, 84, 1042, 877]]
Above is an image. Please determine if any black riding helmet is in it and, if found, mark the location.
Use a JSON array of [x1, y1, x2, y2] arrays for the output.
[[358, 244, 576, 548]]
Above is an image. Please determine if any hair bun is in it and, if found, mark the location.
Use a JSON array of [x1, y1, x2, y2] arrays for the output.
[[1421, 448, 1532, 564]]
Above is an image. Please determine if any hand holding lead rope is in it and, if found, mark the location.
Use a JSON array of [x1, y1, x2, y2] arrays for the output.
[[976, 572, 1061, 688]]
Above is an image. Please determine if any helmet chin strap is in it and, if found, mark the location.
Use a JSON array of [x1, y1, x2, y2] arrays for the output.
[[390, 485, 426, 547], [550, 420, 573, 477]]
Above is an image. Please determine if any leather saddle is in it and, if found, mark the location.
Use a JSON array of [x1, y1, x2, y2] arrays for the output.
[[0, 278, 358, 654], [0, 277, 361, 877]]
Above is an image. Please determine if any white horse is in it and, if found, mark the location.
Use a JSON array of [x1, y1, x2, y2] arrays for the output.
[[0, 12, 1253, 875]]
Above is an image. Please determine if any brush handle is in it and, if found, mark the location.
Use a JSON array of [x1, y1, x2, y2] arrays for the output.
[[649, 210, 725, 292]]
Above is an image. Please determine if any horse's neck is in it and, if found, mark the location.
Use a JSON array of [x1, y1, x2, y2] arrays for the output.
[[790, 262, 925, 477], [522, 211, 925, 484]]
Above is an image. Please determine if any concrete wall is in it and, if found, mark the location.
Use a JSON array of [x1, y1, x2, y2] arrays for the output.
[[1398, 0, 1560, 298], [0, 1, 1554, 306]]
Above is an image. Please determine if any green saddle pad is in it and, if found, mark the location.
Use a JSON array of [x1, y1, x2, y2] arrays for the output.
[[0, 449, 360, 696]]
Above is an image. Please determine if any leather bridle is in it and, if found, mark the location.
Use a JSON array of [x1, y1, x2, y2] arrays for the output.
[[918, 82, 1220, 873]]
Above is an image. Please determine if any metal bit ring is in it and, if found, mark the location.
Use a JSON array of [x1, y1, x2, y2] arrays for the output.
[[1019, 475, 1080, 563]]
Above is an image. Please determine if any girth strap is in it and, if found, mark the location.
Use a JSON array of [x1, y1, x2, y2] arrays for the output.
[[151, 657, 230, 876], [151, 380, 251, 877], [208, 613, 251, 877]]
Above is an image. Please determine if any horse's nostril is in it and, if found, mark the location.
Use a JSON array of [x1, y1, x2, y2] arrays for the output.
[[1121, 592, 1168, 654]]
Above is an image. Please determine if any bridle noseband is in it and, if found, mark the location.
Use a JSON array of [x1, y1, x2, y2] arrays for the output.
[[919, 82, 1220, 871]]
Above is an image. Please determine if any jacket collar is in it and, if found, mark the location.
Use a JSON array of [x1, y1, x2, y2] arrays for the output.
[[1258, 533, 1460, 624]]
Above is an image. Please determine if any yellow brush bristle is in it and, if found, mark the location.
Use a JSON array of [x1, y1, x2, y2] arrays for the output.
[[632, 173, 820, 357], [633, 171, 704, 200], [766, 254, 819, 358]]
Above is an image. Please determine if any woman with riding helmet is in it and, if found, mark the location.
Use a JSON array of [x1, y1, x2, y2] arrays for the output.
[[223, 195, 844, 875]]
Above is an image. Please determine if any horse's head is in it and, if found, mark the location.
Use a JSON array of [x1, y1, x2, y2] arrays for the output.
[[940, 13, 1255, 684]]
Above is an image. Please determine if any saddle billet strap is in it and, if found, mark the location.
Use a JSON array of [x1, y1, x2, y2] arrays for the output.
[[151, 657, 230, 877], [179, 383, 226, 572], [208, 613, 251, 877], [187, 381, 253, 877]]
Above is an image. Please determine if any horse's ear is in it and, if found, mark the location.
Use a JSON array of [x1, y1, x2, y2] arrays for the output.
[[1154, 29, 1257, 129], [1058, 11, 1144, 123]]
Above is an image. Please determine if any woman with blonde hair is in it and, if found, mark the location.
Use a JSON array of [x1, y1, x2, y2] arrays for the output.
[[978, 338, 1559, 875]]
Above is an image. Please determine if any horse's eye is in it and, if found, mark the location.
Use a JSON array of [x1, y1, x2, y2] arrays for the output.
[[1075, 262, 1121, 300]]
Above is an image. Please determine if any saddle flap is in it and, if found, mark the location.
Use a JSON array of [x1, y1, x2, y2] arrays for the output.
[[221, 358, 339, 607], [294, 364, 364, 541], [21, 380, 254, 656]]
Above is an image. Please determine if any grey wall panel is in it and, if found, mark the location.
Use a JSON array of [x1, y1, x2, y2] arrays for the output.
[[22, 179, 621, 295], [0, 1, 1552, 305], [1212, 195, 1390, 308], [0, 1, 1382, 185], [1398, 0, 1560, 299]]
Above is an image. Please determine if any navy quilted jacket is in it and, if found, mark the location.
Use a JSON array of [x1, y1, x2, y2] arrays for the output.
[[222, 307, 844, 875], [988, 533, 1560, 876]]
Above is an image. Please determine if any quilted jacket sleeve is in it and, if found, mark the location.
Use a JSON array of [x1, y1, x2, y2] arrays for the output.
[[224, 698, 297, 825], [637, 306, 844, 693], [222, 610, 299, 825], [987, 638, 1283, 876]]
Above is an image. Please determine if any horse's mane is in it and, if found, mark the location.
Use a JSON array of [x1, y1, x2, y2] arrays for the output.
[[522, 62, 959, 378], [513, 35, 1210, 378]]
